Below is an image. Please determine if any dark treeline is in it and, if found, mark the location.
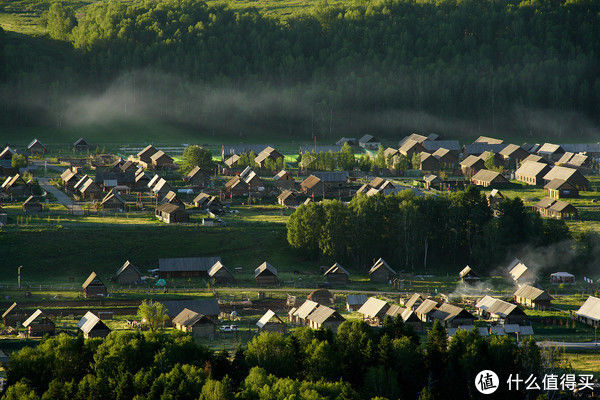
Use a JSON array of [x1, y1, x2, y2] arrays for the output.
[[2, 319, 548, 400], [1, 0, 599, 136], [287, 187, 570, 273]]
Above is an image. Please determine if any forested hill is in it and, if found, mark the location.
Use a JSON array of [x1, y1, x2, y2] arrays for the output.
[[1, 0, 600, 139]]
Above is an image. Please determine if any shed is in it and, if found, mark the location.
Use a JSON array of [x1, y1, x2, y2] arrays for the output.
[[471, 169, 509, 188], [28, 138, 46, 155], [459, 155, 485, 177], [77, 311, 111, 338], [324, 262, 349, 286], [82, 272, 108, 298], [2, 302, 25, 327], [507, 258, 536, 284], [101, 191, 125, 211], [513, 285, 552, 310], [306, 305, 345, 332], [544, 179, 578, 199], [369, 258, 397, 283], [160, 299, 220, 321], [405, 293, 427, 311], [172, 308, 215, 339], [138, 145, 159, 165], [430, 303, 475, 327], [291, 300, 319, 325], [255, 262, 278, 286], [208, 261, 234, 284], [22, 309, 55, 337], [22, 196, 42, 213], [358, 297, 390, 326], [73, 138, 90, 152], [155, 203, 189, 223], [346, 294, 368, 311], [550, 272, 575, 284], [515, 161, 551, 186], [158, 256, 221, 278], [256, 309, 286, 333], [458, 266, 480, 285], [185, 166, 209, 187], [415, 299, 439, 322], [115, 260, 141, 285], [307, 289, 333, 305], [575, 296, 600, 327]]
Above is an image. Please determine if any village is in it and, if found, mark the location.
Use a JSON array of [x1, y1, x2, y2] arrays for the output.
[[2, 133, 600, 384]]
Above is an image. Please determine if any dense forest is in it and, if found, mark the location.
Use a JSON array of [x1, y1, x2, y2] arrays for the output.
[[2, 319, 549, 400], [1, 0, 599, 138], [287, 188, 572, 273]]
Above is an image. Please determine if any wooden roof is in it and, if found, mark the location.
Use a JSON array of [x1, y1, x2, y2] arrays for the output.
[[77, 311, 110, 334], [307, 305, 344, 325], [358, 297, 388, 318], [159, 257, 221, 273], [513, 285, 551, 301], [256, 309, 284, 328], [324, 262, 349, 276], [172, 308, 211, 327], [255, 262, 278, 278], [115, 260, 140, 277], [82, 272, 105, 289], [576, 296, 600, 322]]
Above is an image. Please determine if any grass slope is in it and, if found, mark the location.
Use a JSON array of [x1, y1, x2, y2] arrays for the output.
[[0, 222, 315, 285]]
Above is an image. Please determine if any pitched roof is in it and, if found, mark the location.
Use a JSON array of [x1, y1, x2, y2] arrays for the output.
[[474, 136, 503, 144], [405, 293, 427, 309], [460, 155, 485, 168], [22, 196, 38, 206], [274, 170, 291, 180], [576, 296, 600, 322], [159, 257, 221, 273], [293, 300, 319, 319], [359, 134, 377, 143], [101, 191, 125, 206], [499, 144, 527, 157], [207, 261, 231, 277], [459, 265, 478, 279], [386, 304, 404, 317], [346, 294, 368, 306], [301, 175, 322, 189], [463, 143, 506, 155], [278, 190, 295, 202], [423, 140, 461, 152], [476, 297, 524, 318], [307, 305, 344, 325], [544, 179, 575, 191], [415, 299, 438, 316], [514, 285, 551, 301], [116, 260, 140, 277], [152, 178, 171, 193], [28, 138, 45, 150], [369, 258, 397, 275], [160, 298, 220, 318], [74, 138, 88, 146], [358, 297, 389, 318], [534, 197, 556, 209], [82, 272, 104, 289], [537, 143, 564, 155], [543, 166, 586, 183], [548, 200, 576, 213], [22, 309, 47, 327], [515, 161, 550, 177], [399, 139, 424, 154], [567, 153, 589, 167], [507, 258, 529, 281], [431, 303, 474, 322], [137, 145, 158, 158], [324, 262, 349, 276], [255, 262, 278, 278], [471, 169, 507, 183], [311, 171, 349, 182], [0, 146, 16, 159], [2, 302, 19, 319], [77, 311, 109, 334], [256, 309, 284, 328], [150, 150, 173, 162], [172, 308, 211, 327], [186, 166, 206, 179], [155, 203, 183, 214]]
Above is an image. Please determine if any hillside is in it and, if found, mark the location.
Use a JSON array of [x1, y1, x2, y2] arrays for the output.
[[1, 0, 600, 142]]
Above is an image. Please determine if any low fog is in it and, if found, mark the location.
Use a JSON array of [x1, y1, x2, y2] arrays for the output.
[[6, 70, 600, 141]]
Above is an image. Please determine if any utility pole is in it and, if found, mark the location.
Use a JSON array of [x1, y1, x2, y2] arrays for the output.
[[18, 265, 22, 289]]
